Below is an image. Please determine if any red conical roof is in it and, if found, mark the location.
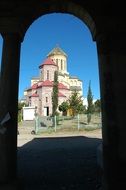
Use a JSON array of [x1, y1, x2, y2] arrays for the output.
[[39, 58, 57, 69]]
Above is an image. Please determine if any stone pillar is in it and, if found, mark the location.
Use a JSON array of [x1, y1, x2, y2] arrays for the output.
[[0, 33, 21, 183], [96, 34, 126, 189]]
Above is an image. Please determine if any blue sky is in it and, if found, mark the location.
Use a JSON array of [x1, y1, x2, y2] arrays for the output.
[[0, 13, 100, 100]]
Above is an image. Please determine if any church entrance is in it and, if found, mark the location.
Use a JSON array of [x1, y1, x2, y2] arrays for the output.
[[44, 107, 49, 116]]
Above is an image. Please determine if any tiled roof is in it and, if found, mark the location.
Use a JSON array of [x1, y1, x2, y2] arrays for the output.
[[37, 82, 43, 88], [70, 86, 81, 91], [41, 81, 69, 89], [70, 76, 78, 79], [58, 92, 66, 97], [31, 83, 38, 89], [42, 80, 53, 87], [58, 83, 69, 90], [30, 93, 39, 97], [39, 58, 57, 69], [29, 81, 69, 90]]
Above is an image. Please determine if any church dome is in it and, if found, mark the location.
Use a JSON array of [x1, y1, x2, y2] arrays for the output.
[[47, 46, 67, 57]]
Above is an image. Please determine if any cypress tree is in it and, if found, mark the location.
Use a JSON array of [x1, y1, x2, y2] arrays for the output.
[[87, 81, 94, 123], [52, 71, 58, 116]]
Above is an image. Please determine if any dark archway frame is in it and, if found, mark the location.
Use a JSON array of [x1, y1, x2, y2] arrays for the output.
[[0, 1, 126, 189]]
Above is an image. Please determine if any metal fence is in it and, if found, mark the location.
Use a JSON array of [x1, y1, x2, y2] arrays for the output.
[[33, 113, 102, 134]]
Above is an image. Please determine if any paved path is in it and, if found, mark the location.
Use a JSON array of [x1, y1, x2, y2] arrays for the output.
[[17, 124, 102, 190]]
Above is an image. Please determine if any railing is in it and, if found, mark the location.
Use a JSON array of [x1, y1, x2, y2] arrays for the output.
[[33, 113, 102, 134]]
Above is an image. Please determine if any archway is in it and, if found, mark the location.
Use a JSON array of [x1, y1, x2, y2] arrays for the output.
[[1, 1, 125, 189], [1, 1, 103, 186], [0, 0, 101, 184], [17, 14, 102, 189]]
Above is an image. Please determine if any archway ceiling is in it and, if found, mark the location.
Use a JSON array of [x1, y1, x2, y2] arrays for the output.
[[0, 0, 125, 41]]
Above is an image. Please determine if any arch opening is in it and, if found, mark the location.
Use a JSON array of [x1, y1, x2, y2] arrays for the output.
[[18, 12, 102, 189]]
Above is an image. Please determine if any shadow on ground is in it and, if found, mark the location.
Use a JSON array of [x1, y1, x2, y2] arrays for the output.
[[17, 136, 102, 190]]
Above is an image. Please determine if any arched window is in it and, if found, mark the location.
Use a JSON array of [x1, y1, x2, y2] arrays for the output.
[[61, 59, 63, 70], [46, 97, 48, 103], [47, 70, 49, 80]]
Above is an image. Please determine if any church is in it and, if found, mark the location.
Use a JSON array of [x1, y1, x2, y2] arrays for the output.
[[24, 46, 83, 116]]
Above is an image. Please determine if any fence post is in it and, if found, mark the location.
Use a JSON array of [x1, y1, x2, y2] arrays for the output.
[[54, 115, 56, 132], [35, 114, 39, 134], [77, 114, 80, 130]]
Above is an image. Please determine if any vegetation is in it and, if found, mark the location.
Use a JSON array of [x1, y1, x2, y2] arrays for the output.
[[18, 102, 28, 122], [86, 81, 94, 123], [59, 101, 69, 116], [94, 99, 101, 113], [52, 71, 58, 116], [68, 90, 85, 117]]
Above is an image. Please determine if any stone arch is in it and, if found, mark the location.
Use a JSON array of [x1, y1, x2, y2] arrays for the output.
[[22, 0, 96, 40], [1, 1, 126, 190], [0, 0, 99, 187]]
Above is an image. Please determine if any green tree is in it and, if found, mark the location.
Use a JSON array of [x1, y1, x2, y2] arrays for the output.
[[52, 71, 58, 116], [59, 101, 69, 116], [87, 81, 94, 123], [94, 99, 101, 113], [18, 102, 27, 110], [68, 90, 84, 117], [18, 102, 28, 122]]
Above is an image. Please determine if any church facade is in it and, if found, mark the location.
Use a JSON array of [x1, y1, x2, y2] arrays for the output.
[[24, 46, 83, 116]]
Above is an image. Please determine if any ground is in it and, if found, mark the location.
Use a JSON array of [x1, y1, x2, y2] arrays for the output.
[[17, 119, 102, 190]]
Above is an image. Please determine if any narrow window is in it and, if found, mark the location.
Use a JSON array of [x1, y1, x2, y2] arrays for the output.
[[47, 70, 49, 80], [61, 59, 63, 70], [46, 97, 48, 103], [56, 59, 58, 65]]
